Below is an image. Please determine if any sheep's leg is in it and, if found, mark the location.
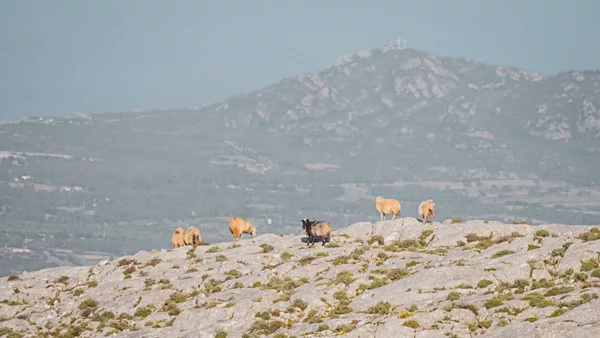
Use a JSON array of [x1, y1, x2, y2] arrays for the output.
[[380, 213, 385, 221], [392, 213, 396, 221]]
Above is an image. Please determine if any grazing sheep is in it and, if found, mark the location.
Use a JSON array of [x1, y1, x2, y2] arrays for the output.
[[301, 218, 332, 246], [171, 228, 186, 248], [184, 226, 202, 246], [418, 199, 436, 225], [375, 196, 401, 221], [229, 216, 257, 241]]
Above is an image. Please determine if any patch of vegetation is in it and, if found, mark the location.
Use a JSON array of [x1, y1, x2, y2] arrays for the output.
[[512, 279, 530, 289], [551, 242, 573, 258], [134, 304, 155, 318], [324, 241, 341, 248], [368, 235, 384, 245], [123, 265, 136, 275], [215, 255, 228, 262], [264, 276, 308, 292], [357, 275, 388, 293], [54, 275, 70, 285], [315, 251, 329, 257], [557, 293, 598, 310], [244, 319, 285, 336], [544, 286, 575, 296], [534, 229, 554, 242], [73, 288, 85, 297], [387, 268, 409, 281], [331, 255, 349, 266], [350, 246, 367, 260], [280, 252, 293, 261], [531, 278, 555, 290], [78, 298, 98, 310], [330, 271, 356, 288], [329, 290, 353, 317], [574, 272, 588, 282], [402, 319, 420, 329], [144, 257, 162, 267], [287, 299, 308, 312], [299, 256, 316, 266], [513, 220, 533, 225], [528, 244, 541, 250], [204, 279, 223, 293], [365, 301, 393, 315], [78, 298, 98, 318], [451, 218, 464, 224], [0, 299, 26, 306], [477, 279, 494, 288], [260, 243, 274, 253], [118, 258, 135, 266], [406, 260, 419, 268], [426, 247, 449, 256], [303, 308, 323, 324], [455, 283, 473, 289], [316, 324, 330, 332], [443, 303, 479, 315], [495, 306, 526, 316], [525, 315, 538, 322], [484, 297, 504, 309], [7, 275, 20, 281], [215, 332, 228, 338], [255, 311, 270, 321], [334, 323, 356, 334], [580, 258, 599, 272], [492, 249, 516, 259], [575, 227, 600, 242], [446, 291, 461, 301], [207, 246, 221, 253], [521, 293, 556, 308], [549, 308, 568, 317]]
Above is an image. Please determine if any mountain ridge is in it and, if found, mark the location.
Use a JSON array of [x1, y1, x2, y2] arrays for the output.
[[0, 41, 599, 277]]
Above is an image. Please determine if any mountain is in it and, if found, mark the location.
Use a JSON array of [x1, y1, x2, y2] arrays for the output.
[[1, 219, 600, 337], [0, 41, 600, 276]]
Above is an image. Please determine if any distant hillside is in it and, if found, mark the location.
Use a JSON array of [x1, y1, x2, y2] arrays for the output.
[[0, 41, 599, 277], [1, 219, 600, 337]]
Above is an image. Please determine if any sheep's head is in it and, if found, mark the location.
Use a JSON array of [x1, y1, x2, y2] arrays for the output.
[[175, 228, 184, 234], [248, 225, 257, 237], [301, 219, 311, 234]]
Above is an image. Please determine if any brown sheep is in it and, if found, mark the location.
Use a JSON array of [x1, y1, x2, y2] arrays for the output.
[[301, 218, 332, 246], [229, 216, 257, 241], [184, 226, 202, 246], [375, 196, 401, 221], [171, 228, 186, 248], [418, 199, 436, 225]]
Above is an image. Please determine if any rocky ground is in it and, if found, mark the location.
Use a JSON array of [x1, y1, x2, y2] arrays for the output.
[[2, 218, 600, 338]]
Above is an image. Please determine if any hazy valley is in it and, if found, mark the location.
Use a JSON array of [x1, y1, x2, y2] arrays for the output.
[[0, 41, 599, 277]]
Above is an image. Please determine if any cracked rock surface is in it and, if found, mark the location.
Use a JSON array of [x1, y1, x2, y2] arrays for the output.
[[2, 218, 600, 337]]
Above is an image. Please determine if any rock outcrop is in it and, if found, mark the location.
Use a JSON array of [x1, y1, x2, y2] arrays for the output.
[[2, 218, 600, 337]]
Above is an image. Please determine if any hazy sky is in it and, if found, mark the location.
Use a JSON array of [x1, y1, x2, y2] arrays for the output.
[[1, 0, 599, 120]]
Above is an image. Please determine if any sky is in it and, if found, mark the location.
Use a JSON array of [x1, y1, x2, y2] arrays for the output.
[[1, 0, 599, 120]]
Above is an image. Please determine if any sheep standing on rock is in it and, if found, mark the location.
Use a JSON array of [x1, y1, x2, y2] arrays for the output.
[[229, 216, 257, 241], [301, 219, 332, 246], [184, 226, 202, 246], [418, 199, 436, 225], [171, 228, 186, 248], [375, 196, 401, 221]]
